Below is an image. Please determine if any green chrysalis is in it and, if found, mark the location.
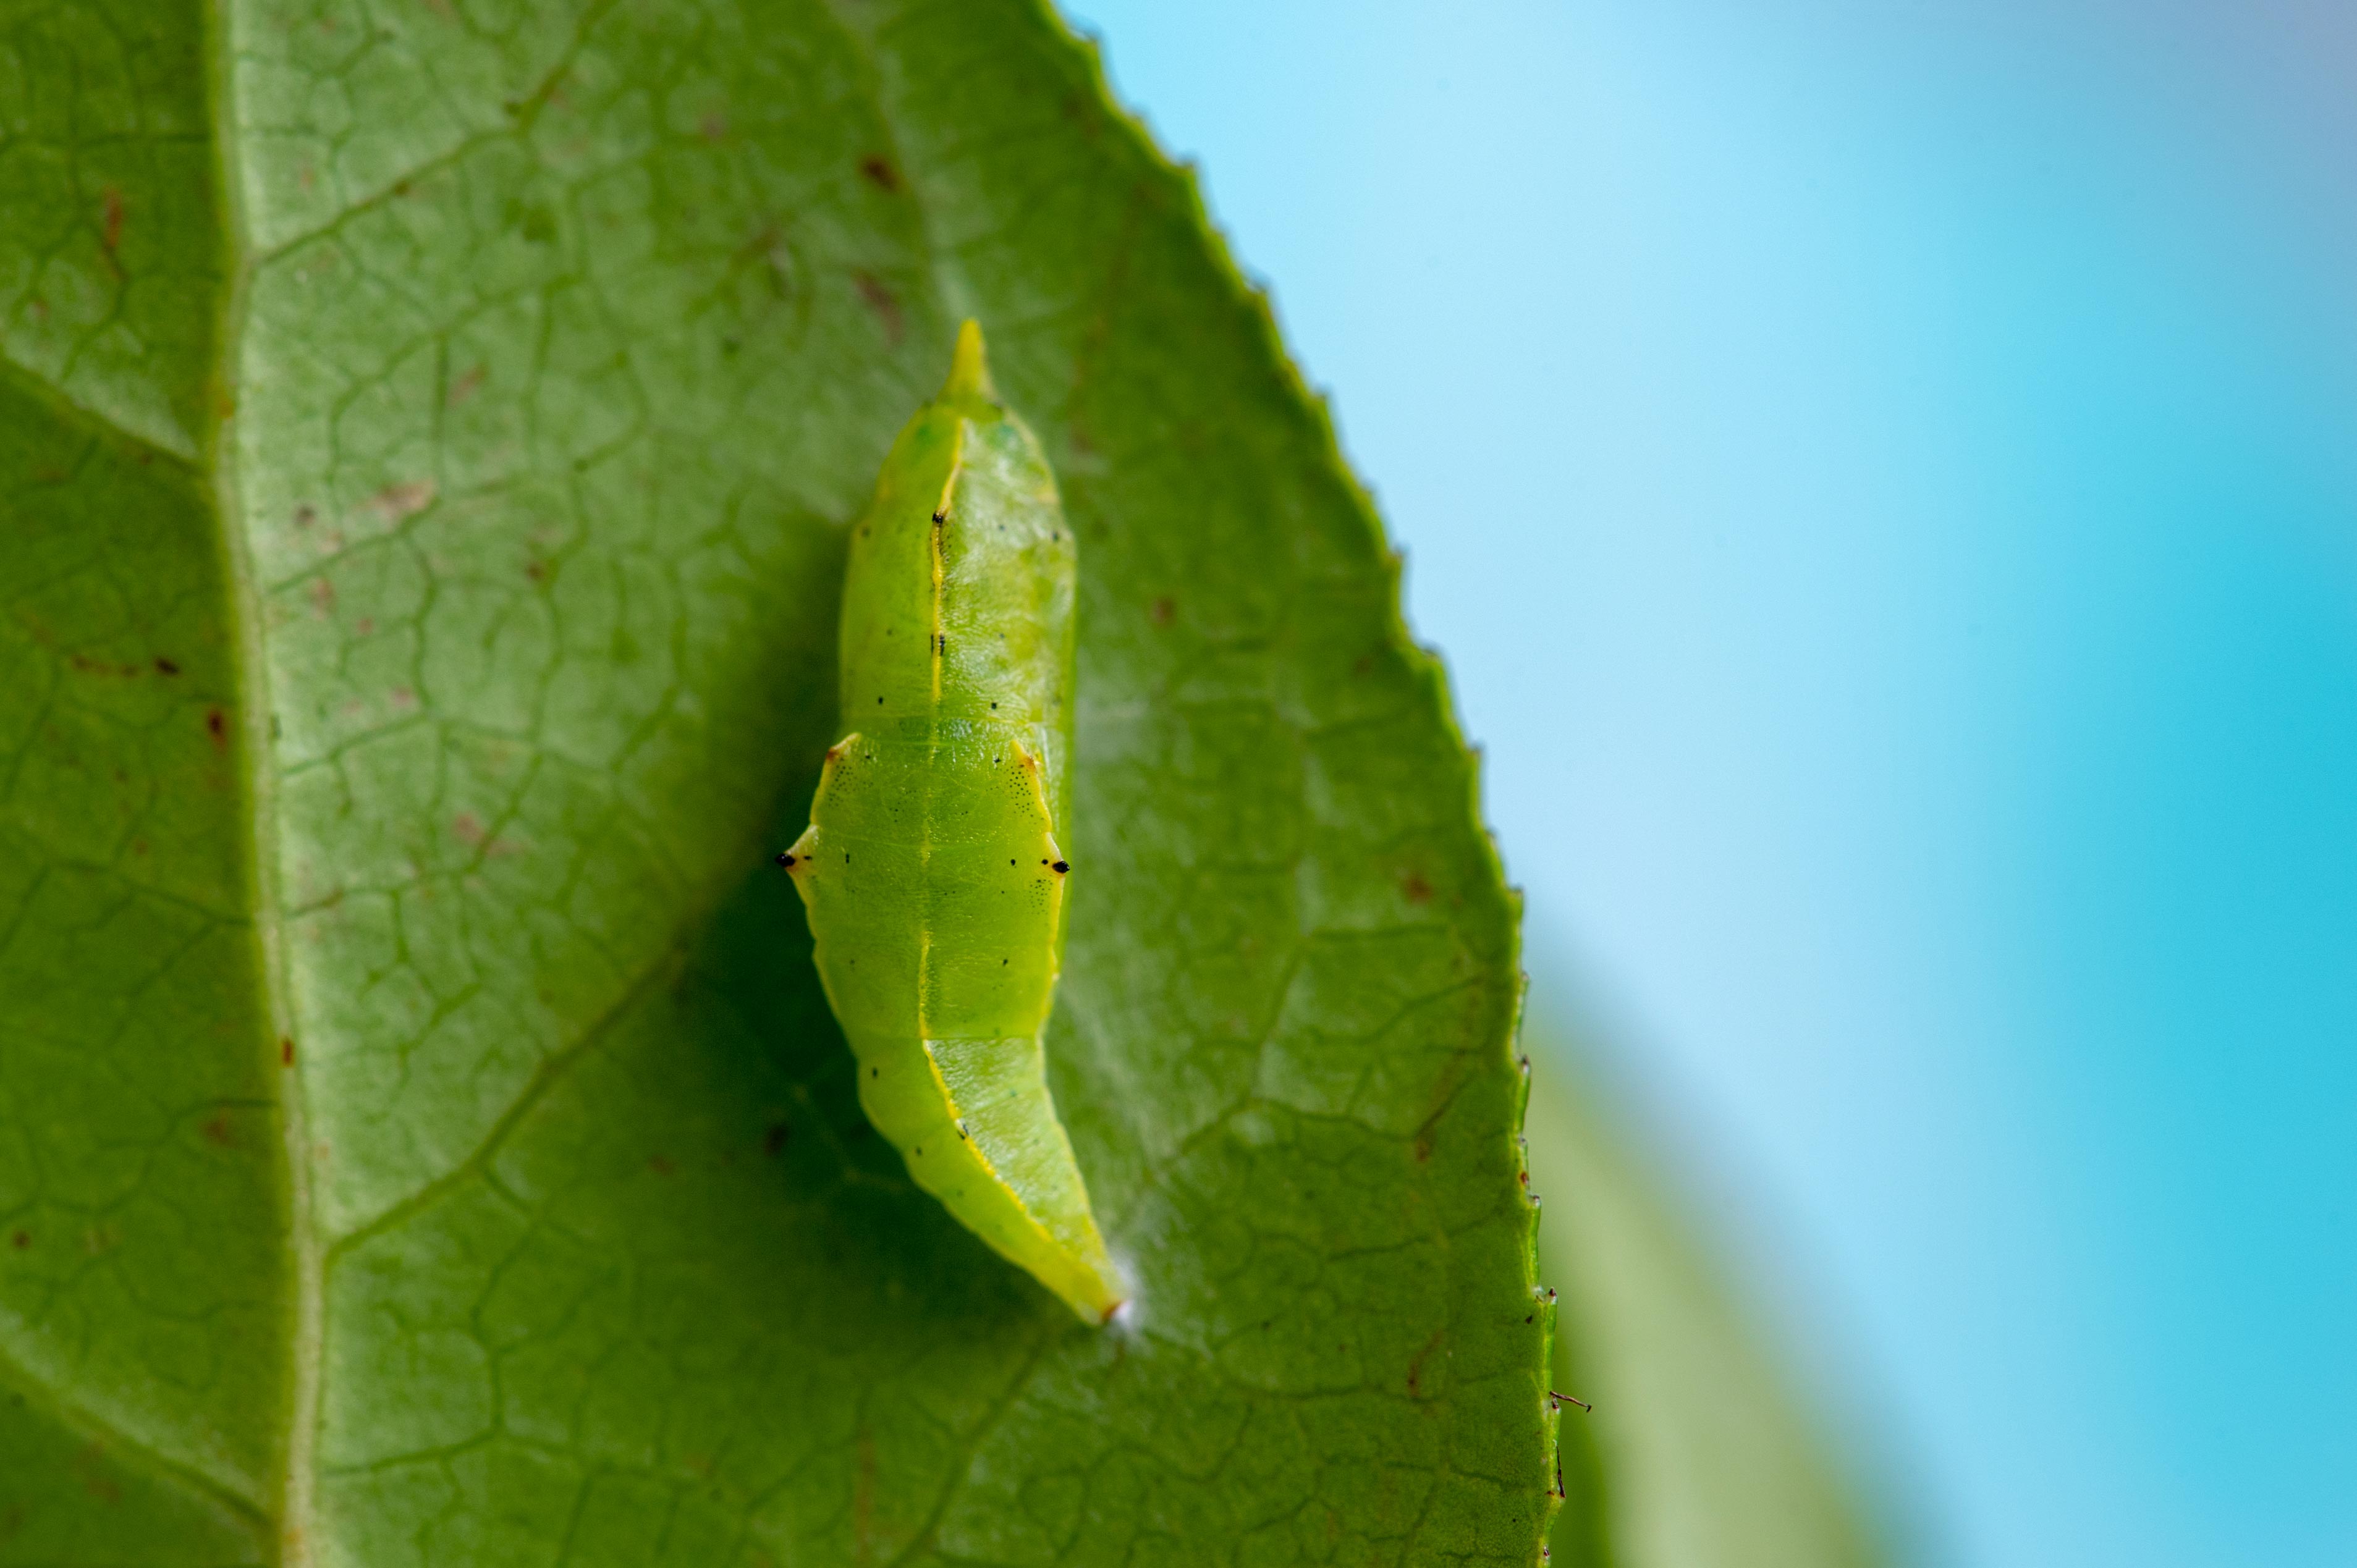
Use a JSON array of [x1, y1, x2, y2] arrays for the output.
[[780, 321, 1122, 1324]]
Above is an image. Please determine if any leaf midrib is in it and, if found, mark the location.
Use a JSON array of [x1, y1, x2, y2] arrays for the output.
[[200, 1, 319, 1558]]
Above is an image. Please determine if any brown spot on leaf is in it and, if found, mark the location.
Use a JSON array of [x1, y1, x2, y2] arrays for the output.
[[153, 657, 180, 676], [1060, 88, 1106, 140], [648, 1154, 675, 1177], [307, 576, 337, 617], [389, 686, 415, 709], [1405, 1326, 1445, 1398], [1402, 871, 1433, 906], [447, 365, 485, 405], [205, 708, 228, 751], [9, 1231, 27, 1250], [853, 272, 903, 345], [99, 188, 125, 254], [281, 1037, 296, 1067], [366, 478, 438, 523], [294, 504, 316, 528], [200, 1113, 233, 1147], [858, 155, 900, 193], [763, 1122, 790, 1157], [699, 112, 728, 141], [74, 1444, 122, 1504], [452, 812, 484, 845], [1149, 597, 1175, 626]]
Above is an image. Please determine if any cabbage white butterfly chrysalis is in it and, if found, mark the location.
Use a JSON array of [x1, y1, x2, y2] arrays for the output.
[[778, 321, 1121, 1324]]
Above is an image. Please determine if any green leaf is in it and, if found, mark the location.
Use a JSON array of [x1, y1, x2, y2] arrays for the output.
[[1, 1, 1554, 1561], [1523, 1039, 1894, 1568]]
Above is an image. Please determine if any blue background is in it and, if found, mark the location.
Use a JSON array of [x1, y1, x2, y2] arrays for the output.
[[1058, 3, 2357, 1565]]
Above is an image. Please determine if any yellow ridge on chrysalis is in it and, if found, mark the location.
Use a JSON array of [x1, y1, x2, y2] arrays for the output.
[[779, 321, 1119, 1324]]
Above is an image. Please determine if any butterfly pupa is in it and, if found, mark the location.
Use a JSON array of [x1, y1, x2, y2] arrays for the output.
[[779, 321, 1120, 1324]]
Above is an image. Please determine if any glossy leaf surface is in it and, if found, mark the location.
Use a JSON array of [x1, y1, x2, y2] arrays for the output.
[[0, 1, 1551, 1561]]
